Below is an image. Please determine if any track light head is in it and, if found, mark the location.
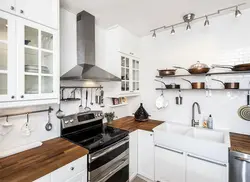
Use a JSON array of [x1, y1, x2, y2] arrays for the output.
[[186, 23, 191, 31], [152, 31, 156, 38], [204, 16, 210, 26], [235, 6, 242, 17], [171, 26, 175, 35]]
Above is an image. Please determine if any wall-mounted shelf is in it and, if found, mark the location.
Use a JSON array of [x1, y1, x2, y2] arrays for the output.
[[156, 88, 250, 91], [106, 93, 140, 98], [108, 103, 128, 108], [156, 70, 250, 78]]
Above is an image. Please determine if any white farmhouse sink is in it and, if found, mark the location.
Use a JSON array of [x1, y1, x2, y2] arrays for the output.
[[153, 122, 230, 163]]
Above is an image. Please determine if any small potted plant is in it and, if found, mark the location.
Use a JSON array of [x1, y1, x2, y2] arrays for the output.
[[105, 112, 116, 124]]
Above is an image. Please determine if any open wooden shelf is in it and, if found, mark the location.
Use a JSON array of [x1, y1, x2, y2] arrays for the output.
[[156, 70, 250, 78], [156, 88, 250, 91]]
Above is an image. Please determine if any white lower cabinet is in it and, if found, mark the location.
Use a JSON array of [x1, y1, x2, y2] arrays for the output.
[[138, 130, 154, 181], [34, 156, 87, 182], [155, 145, 185, 182], [129, 130, 138, 181], [186, 154, 228, 182]]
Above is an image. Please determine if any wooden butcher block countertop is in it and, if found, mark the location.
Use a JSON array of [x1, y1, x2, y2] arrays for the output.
[[0, 137, 89, 182], [108, 116, 164, 132], [230, 132, 250, 155]]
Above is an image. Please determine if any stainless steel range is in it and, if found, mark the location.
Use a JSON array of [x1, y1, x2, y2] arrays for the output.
[[60, 111, 129, 182]]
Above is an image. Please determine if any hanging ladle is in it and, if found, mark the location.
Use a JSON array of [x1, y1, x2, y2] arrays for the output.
[[79, 88, 84, 112], [84, 89, 91, 112], [56, 89, 65, 119], [45, 110, 53, 131]]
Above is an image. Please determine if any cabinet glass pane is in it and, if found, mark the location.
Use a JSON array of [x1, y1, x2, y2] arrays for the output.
[[25, 75, 38, 94], [136, 71, 139, 81], [121, 68, 125, 80], [0, 18, 7, 41], [126, 58, 129, 68], [0, 73, 7, 95], [25, 26, 38, 47], [126, 68, 129, 80], [41, 31, 53, 51], [121, 57, 125, 67], [41, 51, 53, 74], [121, 81, 125, 91], [136, 61, 139, 69], [0, 43, 7, 70], [133, 60, 136, 69], [133, 82, 136, 91], [126, 81, 129, 91], [133, 70, 135, 81], [25, 48, 38, 73], [136, 82, 139, 90], [41, 76, 53, 93]]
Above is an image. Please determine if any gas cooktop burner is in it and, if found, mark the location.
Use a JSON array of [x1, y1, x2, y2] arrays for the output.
[[60, 112, 129, 153]]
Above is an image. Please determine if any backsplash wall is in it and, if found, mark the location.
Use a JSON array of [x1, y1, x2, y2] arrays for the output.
[[140, 8, 250, 135]]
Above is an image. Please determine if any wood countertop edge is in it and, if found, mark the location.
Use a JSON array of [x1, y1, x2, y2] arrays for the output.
[[230, 132, 250, 155], [0, 137, 89, 182]]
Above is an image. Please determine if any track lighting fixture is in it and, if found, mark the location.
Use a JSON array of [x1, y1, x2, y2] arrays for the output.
[[204, 16, 210, 26], [186, 23, 191, 31], [152, 31, 156, 38], [149, 3, 245, 37], [235, 6, 242, 17], [170, 26, 175, 35]]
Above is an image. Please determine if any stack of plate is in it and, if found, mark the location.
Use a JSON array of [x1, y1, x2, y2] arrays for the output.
[[25, 65, 50, 74]]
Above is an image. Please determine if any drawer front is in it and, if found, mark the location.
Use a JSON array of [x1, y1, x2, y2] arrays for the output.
[[51, 156, 87, 182]]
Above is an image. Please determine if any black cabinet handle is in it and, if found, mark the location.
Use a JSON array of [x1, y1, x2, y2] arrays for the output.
[[11, 96, 15, 99], [11, 6, 15, 11], [21, 95, 24, 98], [70, 167, 74, 171], [20, 10, 24, 14]]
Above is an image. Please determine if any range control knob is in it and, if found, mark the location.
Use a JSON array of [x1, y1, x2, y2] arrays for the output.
[[64, 120, 69, 124], [69, 119, 74, 123]]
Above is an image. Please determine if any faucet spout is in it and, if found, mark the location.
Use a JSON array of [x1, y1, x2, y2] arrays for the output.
[[192, 102, 201, 127]]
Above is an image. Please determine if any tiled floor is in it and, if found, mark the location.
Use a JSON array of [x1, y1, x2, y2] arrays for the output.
[[132, 176, 147, 182]]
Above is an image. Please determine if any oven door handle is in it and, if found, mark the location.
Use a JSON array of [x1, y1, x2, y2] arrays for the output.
[[90, 137, 129, 162], [235, 156, 250, 163], [95, 159, 129, 182]]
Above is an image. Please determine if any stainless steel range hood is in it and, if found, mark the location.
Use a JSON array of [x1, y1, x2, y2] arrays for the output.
[[61, 10, 121, 82]]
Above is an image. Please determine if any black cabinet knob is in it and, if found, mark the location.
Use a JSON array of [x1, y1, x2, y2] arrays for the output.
[[21, 95, 24, 98], [11, 96, 15, 99], [10, 6, 15, 11], [70, 167, 74, 171], [20, 10, 24, 14]]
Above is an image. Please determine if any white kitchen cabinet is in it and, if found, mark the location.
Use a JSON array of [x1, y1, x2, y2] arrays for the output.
[[34, 174, 51, 182], [129, 130, 138, 181], [138, 130, 154, 181], [155, 145, 185, 182], [0, 11, 59, 108], [0, 0, 59, 29], [51, 156, 87, 182], [65, 171, 87, 182], [186, 154, 228, 182], [16, 0, 59, 29], [0, 11, 17, 102], [0, 0, 16, 14]]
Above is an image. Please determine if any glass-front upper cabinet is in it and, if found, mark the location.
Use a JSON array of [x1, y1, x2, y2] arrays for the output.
[[17, 19, 58, 100], [0, 11, 16, 102], [120, 53, 140, 93], [132, 59, 139, 91]]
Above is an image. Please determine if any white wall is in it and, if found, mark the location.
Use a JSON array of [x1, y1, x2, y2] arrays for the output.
[[140, 8, 250, 135]]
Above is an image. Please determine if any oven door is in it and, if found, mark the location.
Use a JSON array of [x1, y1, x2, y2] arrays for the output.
[[89, 136, 129, 182]]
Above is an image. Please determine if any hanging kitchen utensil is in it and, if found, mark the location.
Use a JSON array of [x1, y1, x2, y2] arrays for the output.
[[45, 110, 52, 131], [182, 78, 205, 89], [238, 92, 250, 121], [179, 90, 183, 105], [174, 61, 210, 74], [100, 89, 105, 108], [79, 89, 84, 112], [84, 89, 91, 112], [95, 88, 100, 104], [90, 88, 94, 105], [21, 114, 33, 136], [211, 79, 239, 89], [56, 89, 65, 118], [156, 90, 168, 109], [134, 103, 150, 122], [211, 63, 250, 71], [2, 116, 13, 127], [157, 69, 177, 76], [155, 79, 180, 89]]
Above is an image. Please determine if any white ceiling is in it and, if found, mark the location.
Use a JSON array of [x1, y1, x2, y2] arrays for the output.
[[61, 0, 249, 36]]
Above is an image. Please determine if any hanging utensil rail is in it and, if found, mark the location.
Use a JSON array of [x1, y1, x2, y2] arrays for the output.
[[0, 107, 53, 119], [60, 86, 103, 89]]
